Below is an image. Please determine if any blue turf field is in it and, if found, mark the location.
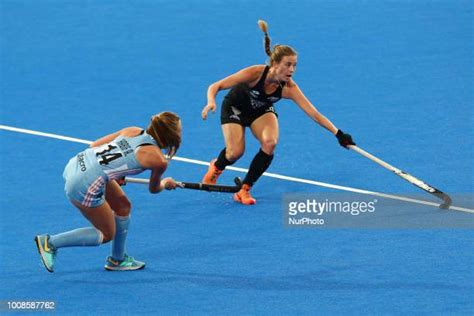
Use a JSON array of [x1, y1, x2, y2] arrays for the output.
[[1, 0, 473, 314]]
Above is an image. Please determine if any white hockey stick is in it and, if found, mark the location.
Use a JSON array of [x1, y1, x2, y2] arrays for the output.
[[348, 145, 452, 209]]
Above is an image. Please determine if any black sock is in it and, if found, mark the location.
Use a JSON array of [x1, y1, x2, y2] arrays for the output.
[[214, 148, 235, 171], [243, 149, 274, 186]]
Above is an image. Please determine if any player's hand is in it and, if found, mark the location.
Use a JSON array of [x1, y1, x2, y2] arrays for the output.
[[161, 177, 179, 190], [201, 103, 216, 120], [116, 177, 126, 186], [336, 129, 355, 149]]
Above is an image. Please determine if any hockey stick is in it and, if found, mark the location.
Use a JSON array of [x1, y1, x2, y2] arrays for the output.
[[125, 176, 243, 193], [348, 145, 452, 209]]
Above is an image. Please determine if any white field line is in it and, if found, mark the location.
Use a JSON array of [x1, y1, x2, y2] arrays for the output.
[[1, 124, 473, 214]]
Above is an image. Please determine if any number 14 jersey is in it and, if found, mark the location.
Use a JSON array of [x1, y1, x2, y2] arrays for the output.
[[82, 130, 158, 181]]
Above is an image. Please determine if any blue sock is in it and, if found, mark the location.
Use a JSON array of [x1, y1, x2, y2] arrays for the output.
[[111, 214, 130, 261], [49, 227, 103, 249]]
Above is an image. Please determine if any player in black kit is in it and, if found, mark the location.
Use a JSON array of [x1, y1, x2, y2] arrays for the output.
[[201, 20, 355, 205]]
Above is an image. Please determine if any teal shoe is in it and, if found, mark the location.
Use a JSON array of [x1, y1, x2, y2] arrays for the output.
[[105, 254, 145, 271], [34, 235, 57, 273]]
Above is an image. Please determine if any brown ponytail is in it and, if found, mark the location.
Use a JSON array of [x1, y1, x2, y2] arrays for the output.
[[147, 111, 181, 159], [257, 19, 298, 66], [258, 19, 272, 57]]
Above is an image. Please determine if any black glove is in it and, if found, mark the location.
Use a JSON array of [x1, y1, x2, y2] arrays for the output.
[[336, 129, 355, 149]]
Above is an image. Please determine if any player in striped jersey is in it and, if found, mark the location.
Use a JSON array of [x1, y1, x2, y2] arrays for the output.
[[34, 112, 181, 272]]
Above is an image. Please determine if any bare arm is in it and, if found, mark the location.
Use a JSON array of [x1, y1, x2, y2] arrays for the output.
[[135, 146, 179, 193], [284, 83, 338, 135], [148, 164, 167, 193], [148, 166, 179, 193], [89, 131, 121, 148], [135, 146, 168, 193], [201, 65, 264, 120], [89, 127, 142, 147]]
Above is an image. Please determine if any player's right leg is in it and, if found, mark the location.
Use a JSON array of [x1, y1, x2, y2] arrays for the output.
[[202, 123, 245, 184], [233, 112, 279, 205]]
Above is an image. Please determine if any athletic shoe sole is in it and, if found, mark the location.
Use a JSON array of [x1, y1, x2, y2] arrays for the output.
[[104, 264, 146, 271]]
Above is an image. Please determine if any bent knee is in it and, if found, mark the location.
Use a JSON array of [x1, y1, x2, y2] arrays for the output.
[[101, 228, 116, 243], [261, 138, 278, 154], [226, 146, 245, 161], [113, 196, 131, 217]]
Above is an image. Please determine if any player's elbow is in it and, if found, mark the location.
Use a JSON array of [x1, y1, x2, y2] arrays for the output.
[[210, 81, 223, 92], [148, 179, 163, 194], [149, 186, 162, 194]]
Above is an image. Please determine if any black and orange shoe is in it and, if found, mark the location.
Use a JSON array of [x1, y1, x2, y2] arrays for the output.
[[202, 159, 224, 184], [233, 184, 256, 205]]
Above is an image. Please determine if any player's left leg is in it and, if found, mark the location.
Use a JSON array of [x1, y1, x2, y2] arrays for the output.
[[103, 180, 144, 271], [34, 199, 112, 273]]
